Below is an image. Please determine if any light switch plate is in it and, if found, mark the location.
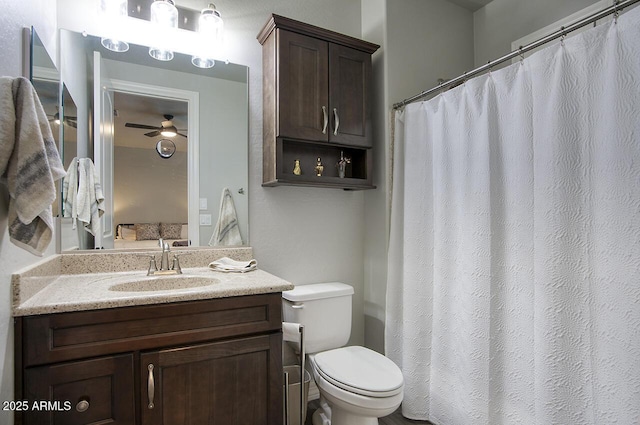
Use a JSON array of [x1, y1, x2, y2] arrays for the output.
[[199, 198, 208, 210], [199, 214, 212, 226]]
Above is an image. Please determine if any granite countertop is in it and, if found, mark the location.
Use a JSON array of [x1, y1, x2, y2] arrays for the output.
[[12, 248, 294, 316]]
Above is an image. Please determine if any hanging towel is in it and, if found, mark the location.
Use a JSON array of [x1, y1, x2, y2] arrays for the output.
[[62, 156, 79, 224], [208, 187, 243, 246], [0, 76, 65, 255], [70, 158, 104, 236]]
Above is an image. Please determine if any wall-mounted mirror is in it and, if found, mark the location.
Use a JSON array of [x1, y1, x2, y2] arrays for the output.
[[58, 29, 249, 251]]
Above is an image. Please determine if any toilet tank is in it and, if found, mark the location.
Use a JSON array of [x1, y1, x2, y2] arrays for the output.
[[282, 282, 354, 354]]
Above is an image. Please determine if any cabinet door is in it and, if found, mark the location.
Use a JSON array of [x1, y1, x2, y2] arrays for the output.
[[278, 29, 330, 141], [22, 354, 135, 425], [141, 334, 283, 425], [329, 43, 372, 147]]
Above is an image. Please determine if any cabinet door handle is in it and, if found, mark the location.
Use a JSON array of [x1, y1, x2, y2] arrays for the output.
[[147, 364, 155, 409], [333, 108, 340, 135], [322, 106, 328, 134]]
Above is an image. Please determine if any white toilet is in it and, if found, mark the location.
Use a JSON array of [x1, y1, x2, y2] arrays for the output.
[[282, 282, 404, 425]]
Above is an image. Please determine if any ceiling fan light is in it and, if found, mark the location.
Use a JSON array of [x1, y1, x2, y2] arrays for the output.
[[160, 126, 178, 137]]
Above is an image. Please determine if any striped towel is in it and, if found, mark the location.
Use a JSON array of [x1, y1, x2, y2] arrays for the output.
[[0, 77, 65, 255]]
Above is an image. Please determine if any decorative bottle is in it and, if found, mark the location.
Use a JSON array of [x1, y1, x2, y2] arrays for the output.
[[315, 157, 324, 176]]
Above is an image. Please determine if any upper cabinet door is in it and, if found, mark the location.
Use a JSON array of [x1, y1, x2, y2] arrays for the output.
[[328, 44, 372, 147], [278, 30, 330, 141]]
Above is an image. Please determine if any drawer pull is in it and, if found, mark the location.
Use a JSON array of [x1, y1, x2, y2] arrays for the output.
[[333, 108, 340, 135], [75, 399, 90, 413], [147, 364, 155, 409]]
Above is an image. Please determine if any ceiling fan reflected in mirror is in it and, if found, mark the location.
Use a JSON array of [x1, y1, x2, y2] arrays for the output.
[[124, 114, 187, 138]]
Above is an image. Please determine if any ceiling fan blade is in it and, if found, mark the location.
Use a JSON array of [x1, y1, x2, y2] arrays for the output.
[[145, 130, 161, 137], [125, 123, 160, 130]]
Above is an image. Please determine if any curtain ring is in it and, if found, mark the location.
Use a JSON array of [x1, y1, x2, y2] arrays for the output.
[[560, 27, 566, 45], [613, 0, 620, 23], [518, 46, 524, 63]]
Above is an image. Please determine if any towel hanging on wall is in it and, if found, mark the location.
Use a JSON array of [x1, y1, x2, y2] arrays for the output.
[[208, 187, 243, 246], [0, 76, 65, 256]]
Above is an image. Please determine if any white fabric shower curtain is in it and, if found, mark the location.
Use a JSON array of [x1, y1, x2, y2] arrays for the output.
[[386, 7, 640, 425]]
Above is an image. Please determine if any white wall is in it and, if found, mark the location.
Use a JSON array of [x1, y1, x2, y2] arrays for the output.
[[474, 0, 604, 66], [0, 3, 57, 424]]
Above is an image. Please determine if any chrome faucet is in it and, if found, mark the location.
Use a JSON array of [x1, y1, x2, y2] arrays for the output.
[[147, 238, 182, 276]]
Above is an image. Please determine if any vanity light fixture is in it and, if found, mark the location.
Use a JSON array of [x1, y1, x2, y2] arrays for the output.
[[191, 3, 224, 69], [149, 0, 178, 61], [100, 0, 130, 52]]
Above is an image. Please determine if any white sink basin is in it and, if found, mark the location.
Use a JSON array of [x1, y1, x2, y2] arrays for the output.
[[109, 275, 220, 292]]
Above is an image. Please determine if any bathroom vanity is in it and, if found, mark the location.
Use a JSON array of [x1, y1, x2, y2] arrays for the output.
[[12, 248, 293, 425]]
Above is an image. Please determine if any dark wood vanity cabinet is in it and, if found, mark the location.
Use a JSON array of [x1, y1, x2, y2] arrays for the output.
[[15, 294, 283, 425], [258, 14, 379, 189]]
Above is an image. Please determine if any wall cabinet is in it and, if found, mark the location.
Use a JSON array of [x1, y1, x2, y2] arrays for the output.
[[258, 14, 379, 189], [15, 294, 283, 425]]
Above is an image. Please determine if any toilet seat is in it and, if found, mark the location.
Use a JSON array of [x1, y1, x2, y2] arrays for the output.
[[313, 346, 403, 398]]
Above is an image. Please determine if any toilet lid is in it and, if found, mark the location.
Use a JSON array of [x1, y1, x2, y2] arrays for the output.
[[313, 346, 403, 397]]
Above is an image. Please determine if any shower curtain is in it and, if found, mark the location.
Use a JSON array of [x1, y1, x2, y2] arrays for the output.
[[386, 6, 640, 425]]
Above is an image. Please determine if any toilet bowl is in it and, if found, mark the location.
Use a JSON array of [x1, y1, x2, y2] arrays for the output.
[[310, 346, 403, 425], [282, 283, 404, 425]]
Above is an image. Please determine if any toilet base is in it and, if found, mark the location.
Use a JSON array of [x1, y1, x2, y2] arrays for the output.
[[311, 399, 380, 425]]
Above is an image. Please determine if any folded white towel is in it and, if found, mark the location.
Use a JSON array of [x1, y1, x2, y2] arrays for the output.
[[0, 77, 65, 255], [209, 257, 257, 273]]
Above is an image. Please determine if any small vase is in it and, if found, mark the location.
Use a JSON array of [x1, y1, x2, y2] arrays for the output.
[[293, 159, 302, 175]]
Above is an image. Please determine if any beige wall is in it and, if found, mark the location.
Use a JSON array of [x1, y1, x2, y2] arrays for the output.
[[114, 146, 188, 225]]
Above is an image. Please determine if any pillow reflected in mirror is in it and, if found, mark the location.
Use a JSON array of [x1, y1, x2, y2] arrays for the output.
[[135, 223, 161, 240], [160, 222, 183, 240]]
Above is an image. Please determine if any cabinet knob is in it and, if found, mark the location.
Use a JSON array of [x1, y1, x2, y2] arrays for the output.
[[75, 399, 90, 413]]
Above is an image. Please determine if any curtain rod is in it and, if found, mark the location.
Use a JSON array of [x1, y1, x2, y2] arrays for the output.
[[393, 0, 639, 110]]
